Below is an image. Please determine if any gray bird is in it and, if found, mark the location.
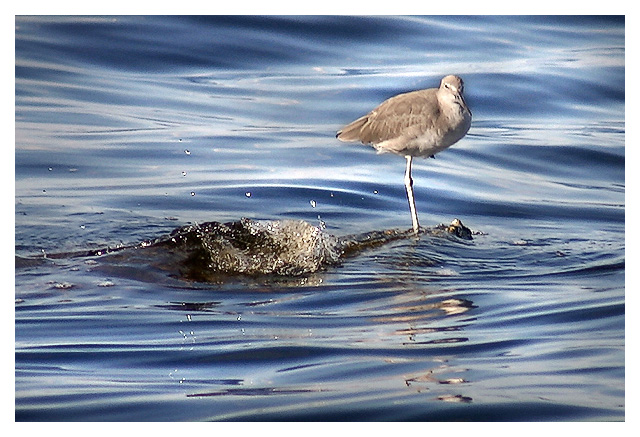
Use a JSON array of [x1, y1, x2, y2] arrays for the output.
[[337, 75, 472, 234]]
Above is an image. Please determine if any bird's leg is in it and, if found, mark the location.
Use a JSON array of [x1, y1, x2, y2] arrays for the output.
[[404, 156, 420, 234]]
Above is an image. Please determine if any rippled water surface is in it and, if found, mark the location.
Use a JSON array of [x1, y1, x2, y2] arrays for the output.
[[15, 16, 625, 421]]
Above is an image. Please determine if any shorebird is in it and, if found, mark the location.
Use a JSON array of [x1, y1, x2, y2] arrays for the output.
[[336, 75, 472, 234]]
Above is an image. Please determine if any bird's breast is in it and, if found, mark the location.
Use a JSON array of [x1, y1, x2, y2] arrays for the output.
[[407, 110, 470, 157]]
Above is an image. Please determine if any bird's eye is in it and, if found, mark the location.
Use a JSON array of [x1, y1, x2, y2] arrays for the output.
[[444, 83, 450, 89]]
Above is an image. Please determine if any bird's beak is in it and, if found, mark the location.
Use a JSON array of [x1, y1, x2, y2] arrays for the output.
[[457, 92, 471, 116]]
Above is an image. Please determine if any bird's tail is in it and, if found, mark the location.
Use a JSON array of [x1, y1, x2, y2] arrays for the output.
[[336, 115, 368, 142]]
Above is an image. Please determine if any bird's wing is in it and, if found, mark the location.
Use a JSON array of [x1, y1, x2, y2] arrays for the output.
[[337, 89, 439, 145]]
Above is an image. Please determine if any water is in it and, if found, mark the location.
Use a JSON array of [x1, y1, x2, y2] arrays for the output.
[[15, 16, 625, 421]]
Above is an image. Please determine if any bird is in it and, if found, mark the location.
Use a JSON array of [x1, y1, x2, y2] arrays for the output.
[[336, 75, 472, 234]]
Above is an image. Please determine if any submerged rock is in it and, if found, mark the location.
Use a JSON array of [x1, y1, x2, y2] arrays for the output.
[[19, 217, 476, 282], [152, 217, 473, 280], [433, 218, 473, 240]]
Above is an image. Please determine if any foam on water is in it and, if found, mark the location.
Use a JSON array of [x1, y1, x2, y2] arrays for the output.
[[161, 218, 342, 278]]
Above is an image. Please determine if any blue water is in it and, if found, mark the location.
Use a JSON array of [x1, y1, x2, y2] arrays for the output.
[[15, 16, 624, 421]]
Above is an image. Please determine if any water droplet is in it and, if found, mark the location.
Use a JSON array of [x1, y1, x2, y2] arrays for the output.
[[184, 149, 191, 155], [48, 167, 53, 171], [310, 200, 317, 208], [317, 215, 326, 230], [373, 190, 378, 194], [245, 192, 251, 198], [190, 191, 195, 196], [181, 171, 187, 177]]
